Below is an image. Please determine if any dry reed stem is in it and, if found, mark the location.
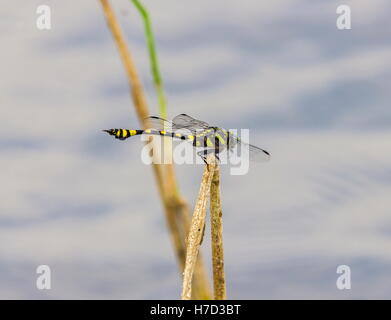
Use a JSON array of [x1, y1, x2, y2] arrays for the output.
[[210, 164, 226, 299], [181, 155, 217, 300], [99, 0, 211, 299]]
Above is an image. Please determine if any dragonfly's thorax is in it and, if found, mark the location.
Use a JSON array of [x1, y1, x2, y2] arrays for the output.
[[190, 127, 238, 152]]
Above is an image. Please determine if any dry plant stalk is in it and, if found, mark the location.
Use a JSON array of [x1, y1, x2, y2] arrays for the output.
[[210, 165, 226, 299], [181, 155, 217, 300], [99, 0, 211, 299]]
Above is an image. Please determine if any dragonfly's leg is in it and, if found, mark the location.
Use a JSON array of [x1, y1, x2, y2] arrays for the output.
[[197, 149, 219, 169], [197, 150, 207, 162], [213, 132, 221, 162], [197, 150, 209, 170]]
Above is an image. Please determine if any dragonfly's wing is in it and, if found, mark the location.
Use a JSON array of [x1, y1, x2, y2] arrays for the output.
[[248, 143, 270, 162], [145, 114, 210, 134], [144, 116, 173, 130], [172, 114, 210, 131], [234, 138, 270, 162]]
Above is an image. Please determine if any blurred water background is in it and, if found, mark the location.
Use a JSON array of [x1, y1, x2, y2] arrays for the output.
[[1, 0, 391, 299]]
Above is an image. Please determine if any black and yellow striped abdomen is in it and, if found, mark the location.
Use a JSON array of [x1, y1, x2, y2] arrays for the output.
[[103, 128, 229, 152], [103, 129, 142, 140], [103, 128, 196, 141]]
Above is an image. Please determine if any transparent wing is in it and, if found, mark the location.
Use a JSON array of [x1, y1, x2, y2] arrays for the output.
[[145, 114, 210, 134], [144, 116, 173, 130], [247, 143, 270, 162], [233, 137, 270, 163], [172, 114, 210, 131]]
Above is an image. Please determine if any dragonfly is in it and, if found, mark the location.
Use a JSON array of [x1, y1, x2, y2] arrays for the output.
[[103, 114, 270, 163]]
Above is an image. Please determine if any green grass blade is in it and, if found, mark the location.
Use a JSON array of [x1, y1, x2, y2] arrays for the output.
[[131, 0, 167, 119]]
